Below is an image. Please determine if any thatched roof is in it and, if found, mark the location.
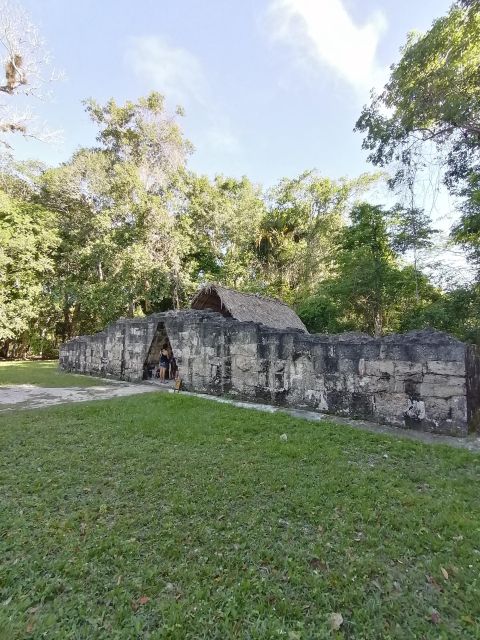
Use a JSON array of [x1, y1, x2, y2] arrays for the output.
[[190, 284, 308, 333]]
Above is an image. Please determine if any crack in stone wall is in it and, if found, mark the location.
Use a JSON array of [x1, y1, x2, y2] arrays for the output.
[[59, 310, 480, 437]]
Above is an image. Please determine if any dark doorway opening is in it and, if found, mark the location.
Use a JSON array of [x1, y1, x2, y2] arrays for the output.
[[143, 323, 177, 381]]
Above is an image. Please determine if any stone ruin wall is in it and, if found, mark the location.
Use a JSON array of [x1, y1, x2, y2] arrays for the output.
[[59, 310, 480, 437]]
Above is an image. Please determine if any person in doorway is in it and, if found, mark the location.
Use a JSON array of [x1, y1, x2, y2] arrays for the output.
[[159, 345, 169, 383]]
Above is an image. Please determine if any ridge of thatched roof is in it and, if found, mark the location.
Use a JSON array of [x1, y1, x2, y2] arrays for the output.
[[190, 284, 308, 333]]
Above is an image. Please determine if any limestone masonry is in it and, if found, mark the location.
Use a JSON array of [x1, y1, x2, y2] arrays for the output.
[[59, 310, 480, 437]]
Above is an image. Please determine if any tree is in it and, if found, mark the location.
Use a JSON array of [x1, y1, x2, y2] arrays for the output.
[[254, 171, 380, 301], [84, 92, 192, 191], [0, 0, 60, 148], [338, 203, 401, 336], [451, 172, 480, 275], [0, 188, 59, 356], [176, 172, 266, 291], [355, 1, 480, 191], [39, 93, 192, 338], [399, 283, 480, 344], [298, 203, 440, 336], [354, 0, 480, 335], [389, 205, 437, 300]]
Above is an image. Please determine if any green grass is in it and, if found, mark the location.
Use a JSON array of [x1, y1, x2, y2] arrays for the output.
[[0, 361, 111, 387], [1, 393, 480, 639]]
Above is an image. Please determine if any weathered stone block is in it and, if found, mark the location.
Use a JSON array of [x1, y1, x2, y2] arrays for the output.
[[426, 361, 466, 376], [393, 361, 423, 376], [419, 381, 466, 398], [364, 360, 395, 377]]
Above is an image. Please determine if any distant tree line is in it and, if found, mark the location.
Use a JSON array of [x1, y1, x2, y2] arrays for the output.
[[0, 0, 479, 357]]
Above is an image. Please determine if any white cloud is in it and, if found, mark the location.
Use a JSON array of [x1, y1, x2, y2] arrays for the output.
[[126, 36, 207, 107], [205, 121, 241, 154], [267, 0, 388, 93], [125, 36, 240, 156]]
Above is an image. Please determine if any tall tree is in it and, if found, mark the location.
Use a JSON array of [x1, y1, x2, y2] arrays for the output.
[[255, 171, 380, 301], [355, 1, 480, 191], [0, 188, 59, 356], [451, 172, 480, 276], [176, 172, 266, 291], [355, 0, 480, 310], [84, 93, 192, 192], [339, 203, 400, 336], [298, 203, 439, 336], [40, 93, 192, 337], [389, 205, 437, 300]]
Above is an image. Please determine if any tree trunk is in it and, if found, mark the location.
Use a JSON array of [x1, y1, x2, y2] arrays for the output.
[[173, 284, 180, 310], [0, 339, 10, 358], [62, 307, 70, 342], [413, 245, 419, 303], [72, 303, 81, 336], [172, 270, 180, 309], [373, 311, 383, 337], [62, 293, 73, 341]]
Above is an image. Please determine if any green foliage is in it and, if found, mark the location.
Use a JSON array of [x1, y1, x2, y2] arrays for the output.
[[39, 94, 194, 338], [298, 204, 440, 335], [84, 92, 193, 189], [1, 68, 479, 351], [351, 0, 480, 338], [355, 1, 480, 290], [0, 189, 59, 352], [389, 206, 437, 256], [355, 2, 480, 187], [399, 284, 480, 344], [21, 120, 381, 344], [255, 171, 380, 301], [296, 288, 346, 334], [451, 173, 480, 275], [176, 172, 266, 291]]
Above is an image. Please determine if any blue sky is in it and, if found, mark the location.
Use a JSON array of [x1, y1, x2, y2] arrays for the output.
[[14, 0, 453, 187]]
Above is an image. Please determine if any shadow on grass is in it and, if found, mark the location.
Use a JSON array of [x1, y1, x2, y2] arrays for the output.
[[0, 360, 109, 388]]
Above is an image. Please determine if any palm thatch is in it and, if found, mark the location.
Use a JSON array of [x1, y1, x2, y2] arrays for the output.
[[190, 284, 308, 333]]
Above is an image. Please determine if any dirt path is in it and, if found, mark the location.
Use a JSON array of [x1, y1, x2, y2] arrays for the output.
[[0, 382, 162, 412]]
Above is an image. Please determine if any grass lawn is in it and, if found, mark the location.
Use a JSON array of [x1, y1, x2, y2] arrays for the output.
[[1, 393, 479, 639], [0, 361, 111, 387]]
